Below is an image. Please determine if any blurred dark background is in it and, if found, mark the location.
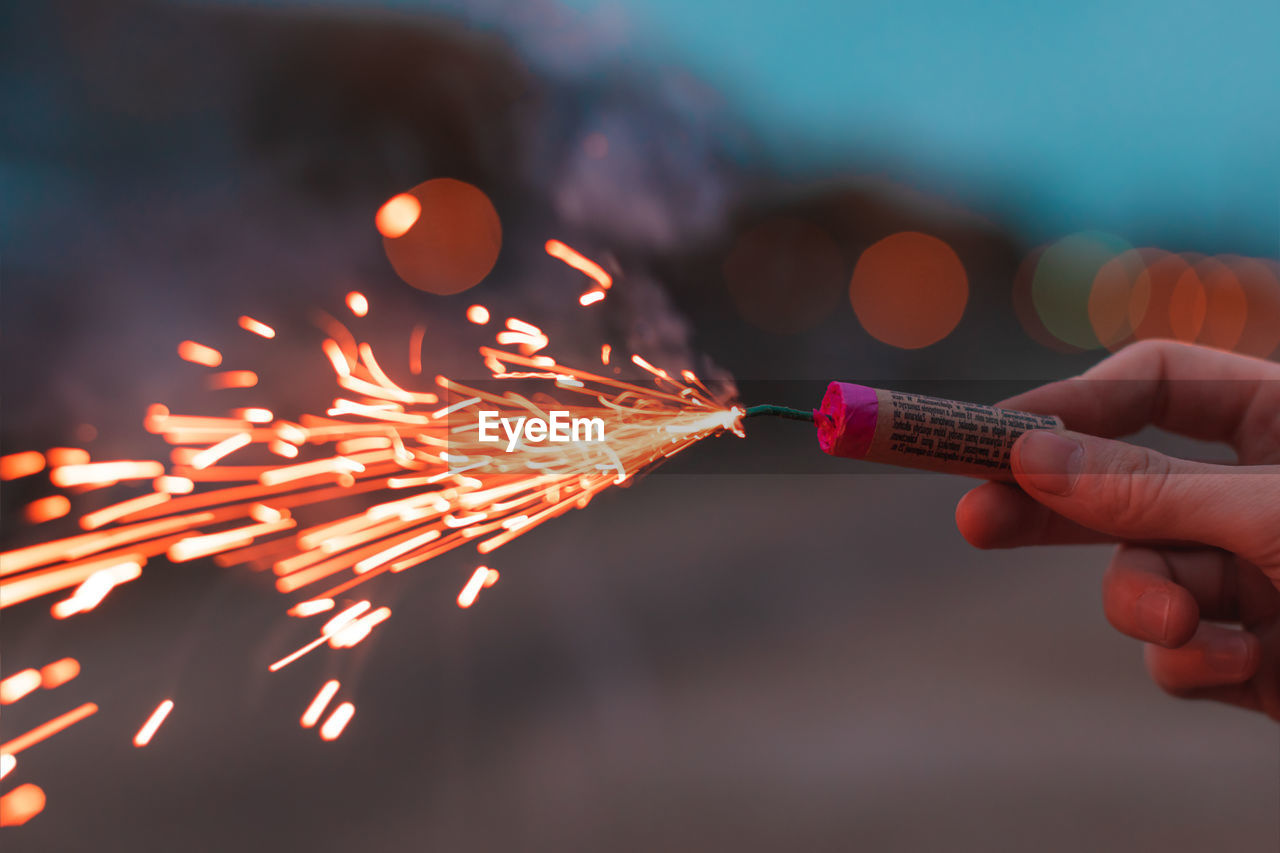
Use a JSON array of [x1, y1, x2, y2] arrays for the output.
[[1, 1, 1276, 850]]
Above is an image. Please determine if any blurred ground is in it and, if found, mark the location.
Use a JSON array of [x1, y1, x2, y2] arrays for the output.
[[5, 471, 1276, 851]]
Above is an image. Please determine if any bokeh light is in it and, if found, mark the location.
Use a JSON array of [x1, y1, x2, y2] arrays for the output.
[[1087, 248, 1149, 351], [1167, 256, 1208, 342], [1191, 256, 1247, 351], [849, 231, 967, 349], [1127, 251, 1194, 342], [1223, 255, 1280, 357], [1030, 231, 1131, 349], [1014, 247, 1084, 353], [381, 178, 502, 295], [723, 217, 846, 334]]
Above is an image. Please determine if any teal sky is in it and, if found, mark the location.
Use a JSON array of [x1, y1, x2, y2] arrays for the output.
[[236, 0, 1280, 254], [547, 0, 1279, 253]]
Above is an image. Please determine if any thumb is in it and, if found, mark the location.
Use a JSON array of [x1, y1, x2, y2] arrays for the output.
[[1010, 429, 1280, 570]]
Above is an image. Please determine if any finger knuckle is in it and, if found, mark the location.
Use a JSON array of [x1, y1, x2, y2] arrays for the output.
[[1095, 452, 1173, 532]]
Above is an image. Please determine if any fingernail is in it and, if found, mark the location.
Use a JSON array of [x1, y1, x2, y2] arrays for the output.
[[1205, 632, 1251, 676], [1134, 590, 1171, 642], [1017, 431, 1083, 495]]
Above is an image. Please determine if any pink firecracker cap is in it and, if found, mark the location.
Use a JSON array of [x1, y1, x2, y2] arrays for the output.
[[815, 382, 879, 459]]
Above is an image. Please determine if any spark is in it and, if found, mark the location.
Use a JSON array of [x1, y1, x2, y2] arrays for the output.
[[288, 598, 334, 617], [2, 556, 145, 609], [154, 476, 194, 494], [0, 784, 46, 827], [580, 290, 606, 306], [208, 370, 259, 390], [238, 316, 276, 338], [346, 291, 369, 318], [457, 566, 490, 608], [269, 440, 300, 459], [631, 354, 670, 380], [0, 670, 41, 705], [82, 493, 171, 530], [0, 257, 742, 816], [51, 461, 165, 488], [46, 448, 90, 466], [51, 561, 143, 618], [375, 193, 421, 239], [0, 702, 98, 756], [301, 681, 341, 728], [328, 606, 391, 648], [267, 601, 371, 671], [133, 700, 175, 747], [1, 451, 45, 480], [0, 754, 14, 780], [24, 496, 70, 524], [409, 324, 426, 374], [177, 341, 222, 367], [40, 658, 81, 689], [545, 239, 612, 289], [319, 702, 355, 741], [191, 433, 252, 469], [232, 408, 274, 424]]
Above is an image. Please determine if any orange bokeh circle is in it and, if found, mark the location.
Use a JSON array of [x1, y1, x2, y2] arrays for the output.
[[1223, 256, 1280, 357], [849, 232, 967, 349], [1192, 256, 1248, 351], [1127, 250, 1193, 342], [381, 178, 502, 295], [1088, 248, 1149, 351]]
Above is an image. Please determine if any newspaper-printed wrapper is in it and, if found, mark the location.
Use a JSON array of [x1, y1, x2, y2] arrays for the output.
[[815, 382, 1063, 479]]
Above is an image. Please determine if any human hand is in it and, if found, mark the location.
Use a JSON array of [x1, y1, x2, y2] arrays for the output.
[[956, 340, 1280, 718]]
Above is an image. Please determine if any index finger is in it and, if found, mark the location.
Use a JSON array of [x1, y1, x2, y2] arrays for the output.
[[999, 340, 1280, 458]]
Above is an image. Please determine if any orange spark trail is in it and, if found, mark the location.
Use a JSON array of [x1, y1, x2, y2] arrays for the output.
[[319, 702, 355, 741], [0, 670, 41, 705], [24, 496, 70, 524], [409, 324, 426, 375], [288, 598, 334, 617], [238, 315, 276, 338], [191, 433, 252, 469], [51, 461, 165, 488], [301, 681, 341, 728], [178, 341, 222, 367], [545, 239, 612, 289], [1, 451, 45, 480], [82, 493, 171, 530], [457, 566, 490, 608], [133, 700, 175, 747], [208, 370, 259, 389], [346, 291, 369, 317], [46, 447, 89, 466], [0, 702, 98, 756], [40, 658, 80, 689], [0, 245, 742, 820], [0, 784, 45, 827]]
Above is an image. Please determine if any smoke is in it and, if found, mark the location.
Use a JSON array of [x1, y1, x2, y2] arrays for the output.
[[0, 0, 751, 475]]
